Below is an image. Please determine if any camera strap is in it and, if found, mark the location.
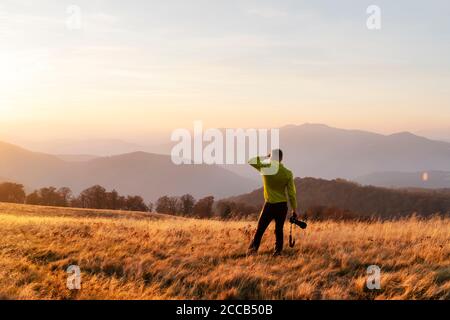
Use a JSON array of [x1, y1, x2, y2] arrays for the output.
[[289, 222, 295, 248]]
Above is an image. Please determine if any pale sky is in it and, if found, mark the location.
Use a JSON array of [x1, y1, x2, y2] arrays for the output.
[[1, 0, 450, 143]]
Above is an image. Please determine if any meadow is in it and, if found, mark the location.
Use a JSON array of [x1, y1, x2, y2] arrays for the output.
[[0, 202, 448, 300]]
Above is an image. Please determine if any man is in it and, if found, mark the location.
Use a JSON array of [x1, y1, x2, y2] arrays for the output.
[[247, 149, 297, 256]]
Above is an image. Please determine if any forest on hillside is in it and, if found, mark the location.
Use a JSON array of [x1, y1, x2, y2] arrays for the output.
[[228, 178, 450, 220], [2, 177, 450, 220]]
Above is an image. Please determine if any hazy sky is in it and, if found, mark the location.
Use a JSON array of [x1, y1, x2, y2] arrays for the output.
[[1, 0, 450, 143]]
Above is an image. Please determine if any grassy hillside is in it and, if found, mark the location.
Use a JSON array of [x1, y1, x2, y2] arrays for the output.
[[228, 177, 450, 219], [0, 203, 449, 300]]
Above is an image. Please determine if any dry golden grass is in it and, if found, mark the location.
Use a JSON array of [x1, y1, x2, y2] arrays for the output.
[[0, 202, 448, 300]]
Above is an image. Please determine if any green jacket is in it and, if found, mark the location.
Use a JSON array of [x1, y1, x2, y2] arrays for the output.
[[248, 156, 297, 209]]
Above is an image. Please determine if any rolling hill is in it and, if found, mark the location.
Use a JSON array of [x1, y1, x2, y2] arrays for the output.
[[56, 154, 99, 162], [0, 141, 258, 200], [0, 141, 70, 187], [228, 177, 450, 218]]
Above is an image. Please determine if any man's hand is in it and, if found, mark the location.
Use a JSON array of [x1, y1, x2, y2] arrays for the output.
[[291, 210, 297, 219]]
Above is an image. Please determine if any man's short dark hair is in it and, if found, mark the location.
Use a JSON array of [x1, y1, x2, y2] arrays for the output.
[[272, 149, 283, 162]]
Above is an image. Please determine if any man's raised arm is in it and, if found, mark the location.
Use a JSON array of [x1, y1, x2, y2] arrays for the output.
[[248, 155, 269, 172]]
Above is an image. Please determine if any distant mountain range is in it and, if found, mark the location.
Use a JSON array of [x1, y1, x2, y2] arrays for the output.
[[0, 141, 258, 201], [215, 124, 450, 188], [354, 171, 450, 189], [56, 154, 99, 162], [22, 139, 144, 156], [278, 124, 450, 180], [155, 123, 450, 188], [2, 123, 450, 198]]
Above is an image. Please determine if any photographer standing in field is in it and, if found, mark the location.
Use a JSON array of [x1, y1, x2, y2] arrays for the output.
[[247, 149, 297, 256]]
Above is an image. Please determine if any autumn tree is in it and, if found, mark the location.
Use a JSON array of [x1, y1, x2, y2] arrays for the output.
[[57, 187, 73, 206], [215, 200, 233, 219], [193, 196, 214, 219], [26, 187, 73, 207], [78, 185, 107, 209], [155, 196, 180, 215], [125, 195, 148, 212], [0, 182, 26, 204], [105, 189, 125, 210], [179, 194, 195, 216]]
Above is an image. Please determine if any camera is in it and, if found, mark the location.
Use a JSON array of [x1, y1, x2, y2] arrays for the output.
[[289, 216, 307, 229]]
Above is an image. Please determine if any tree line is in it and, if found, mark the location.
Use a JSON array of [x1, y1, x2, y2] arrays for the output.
[[0, 182, 259, 219], [154, 195, 258, 219], [0, 182, 149, 212], [4, 177, 450, 221]]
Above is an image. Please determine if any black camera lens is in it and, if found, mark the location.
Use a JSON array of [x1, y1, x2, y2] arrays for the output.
[[290, 216, 307, 229]]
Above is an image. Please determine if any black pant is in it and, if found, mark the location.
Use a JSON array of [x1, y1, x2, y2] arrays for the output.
[[249, 202, 288, 253]]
